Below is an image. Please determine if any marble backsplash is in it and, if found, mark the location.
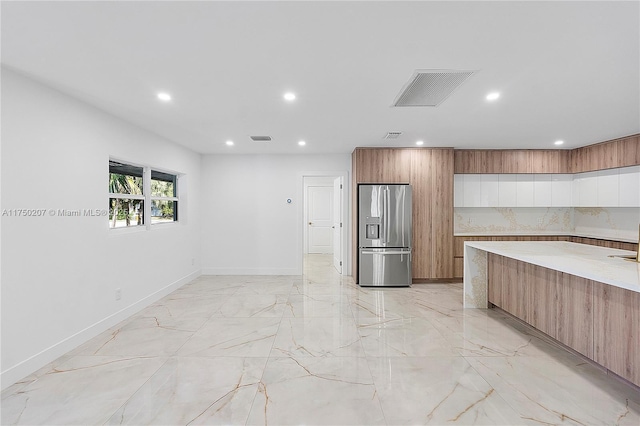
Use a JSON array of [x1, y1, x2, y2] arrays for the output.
[[454, 207, 640, 242], [573, 207, 640, 242]]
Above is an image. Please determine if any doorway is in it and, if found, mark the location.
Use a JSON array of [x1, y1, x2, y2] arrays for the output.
[[302, 174, 347, 275]]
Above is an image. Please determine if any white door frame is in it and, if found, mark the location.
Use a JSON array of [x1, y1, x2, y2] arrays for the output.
[[299, 171, 350, 275]]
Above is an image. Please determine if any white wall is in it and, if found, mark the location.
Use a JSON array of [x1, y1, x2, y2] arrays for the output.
[[200, 154, 351, 275], [1, 68, 202, 388]]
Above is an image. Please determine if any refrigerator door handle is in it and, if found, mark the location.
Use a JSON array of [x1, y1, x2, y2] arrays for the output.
[[384, 188, 390, 244], [360, 250, 411, 255]]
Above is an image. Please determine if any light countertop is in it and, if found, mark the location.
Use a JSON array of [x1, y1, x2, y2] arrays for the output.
[[464, 241, 640, 293], [454, 232, 638, 243]]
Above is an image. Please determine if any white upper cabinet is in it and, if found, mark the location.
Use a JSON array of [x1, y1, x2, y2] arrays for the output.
[[551, 174, 573, 207], [618, 165, 640, 207], [463, 174, 482, 207], [533, 174, 552, 207], [482, 174, 499, 207], [454, 166, 639, 208], [576, 171, 598, 207], [597, 169, 619, 207], [516, 174, 535, 207], [453, 174, 464, 207], [498, 174, 517, 207]]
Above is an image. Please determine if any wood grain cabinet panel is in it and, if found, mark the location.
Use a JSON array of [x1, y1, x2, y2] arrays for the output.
[[354, 148, 411, 183], [555, 273, 593, 358], [487, 254, 504, 308], [527, 264, 557, 337], [501, 257, 528, 321], [429, 149, 454, 278], [593, 283, 640, 386], [618, 136, 640, 168], [455, 135, 638, 174], [410, 149, 433, 278]]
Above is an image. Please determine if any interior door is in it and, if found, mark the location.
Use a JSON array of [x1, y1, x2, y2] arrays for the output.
[[308, 186, 333, 254], [333, 177, 343, 273]]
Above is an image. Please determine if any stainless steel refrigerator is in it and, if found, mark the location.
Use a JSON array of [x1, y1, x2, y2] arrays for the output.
[[358, 184, 412, 287]]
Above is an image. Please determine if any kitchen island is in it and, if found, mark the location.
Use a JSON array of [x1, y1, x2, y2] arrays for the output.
[[463, 241, 640, 387]]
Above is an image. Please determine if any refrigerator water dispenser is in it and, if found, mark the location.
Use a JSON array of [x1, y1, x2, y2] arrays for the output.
[[366, 224, 380, 239]]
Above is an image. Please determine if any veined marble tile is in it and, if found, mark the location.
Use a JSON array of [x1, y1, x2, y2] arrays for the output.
[[73, 316, 195, 357], [176, 317, 280, 357], [133, 297, 225, 331], [430, 312, 565, 357], [176, 278, 244, 295], [233, 280, 294, 295], [368, 356, 526, 425], [283, 293, 353, 318], [291, 279, 360, 297], [246, 356, 385, 425], [349, 291, 406, 320], [357, 317, 460, 357], [214, 294, 289, 317], [1, 356, 166, 425], [271, 317, 365, 358], [105, 357, 266, 425], [466, 356, 640, 425]]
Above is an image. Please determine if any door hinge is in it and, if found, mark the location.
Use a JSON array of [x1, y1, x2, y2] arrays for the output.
[[340, 261, 342, 266], [340, 184, 343, 189], [340, 222, 343, 227]]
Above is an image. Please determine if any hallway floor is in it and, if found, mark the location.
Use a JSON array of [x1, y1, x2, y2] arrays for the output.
[[2, 254, 639, 425]]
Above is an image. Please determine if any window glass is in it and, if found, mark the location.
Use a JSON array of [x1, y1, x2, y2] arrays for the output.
[[109, 160, 144, 228]]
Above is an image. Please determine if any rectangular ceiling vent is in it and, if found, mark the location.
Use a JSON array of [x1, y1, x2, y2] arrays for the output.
[[384, 131, 402, 139], [250, 136, 272, 141], [393, 69, 476, 107]]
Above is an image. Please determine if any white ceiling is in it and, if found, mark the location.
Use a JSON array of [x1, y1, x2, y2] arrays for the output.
[[2, 1, 639, 155]]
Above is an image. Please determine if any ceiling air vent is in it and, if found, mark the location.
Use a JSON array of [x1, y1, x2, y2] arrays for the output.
[[250, 136, 272, 141], [393, 69, 476, 107], [384, 131, 402, 139]]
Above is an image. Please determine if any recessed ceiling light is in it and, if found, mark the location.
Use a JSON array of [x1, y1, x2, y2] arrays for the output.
[[225, 140, 234, 146], [298, 140, 306, 146], [554, 140, 564, 146], [416, 140, 424, 146], [157, 92, 172, 102], [486, 92, 500, 101], [284, 92, 296, 101]]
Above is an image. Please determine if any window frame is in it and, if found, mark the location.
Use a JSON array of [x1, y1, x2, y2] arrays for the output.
[[150, 169, 180, 226], [108, 158, 181, 231]]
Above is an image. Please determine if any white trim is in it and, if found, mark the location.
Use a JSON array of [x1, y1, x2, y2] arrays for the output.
[[0, 269, 201, 390], [108, 194, 144, 200], [298, 170, 351, 276], [202, 267, 300, 275], [150, 196, 179, 201]]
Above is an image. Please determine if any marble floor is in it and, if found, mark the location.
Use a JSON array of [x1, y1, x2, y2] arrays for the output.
[[2, 255, 639, 425]]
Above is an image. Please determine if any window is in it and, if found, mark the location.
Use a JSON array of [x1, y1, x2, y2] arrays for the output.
[[109, 161, 144, 228], [151, 170, 178, 224], [109, 160, 179, 229]]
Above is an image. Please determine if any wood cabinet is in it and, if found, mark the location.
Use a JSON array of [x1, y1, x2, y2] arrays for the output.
[[487, 254, 638, 385], [353, 148, 412, 183], [570, 135, 639, 173], [593, 283, 640, 386], [454, 150, 571, 174], [454, 135, 639, 175], [352, 148, 454, 280]]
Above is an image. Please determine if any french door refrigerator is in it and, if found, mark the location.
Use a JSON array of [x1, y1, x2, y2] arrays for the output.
[[358, 184, 412, 287]]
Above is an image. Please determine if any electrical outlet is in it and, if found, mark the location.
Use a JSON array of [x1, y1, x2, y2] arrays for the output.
[[191, 258, 195, 266], [115, 288, 121, 301], [538, 217, 544, 226]]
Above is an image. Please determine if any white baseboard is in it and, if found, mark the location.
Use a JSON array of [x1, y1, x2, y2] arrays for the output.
[[1, 269, 201, 390], [201, 267, 301, 275]]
